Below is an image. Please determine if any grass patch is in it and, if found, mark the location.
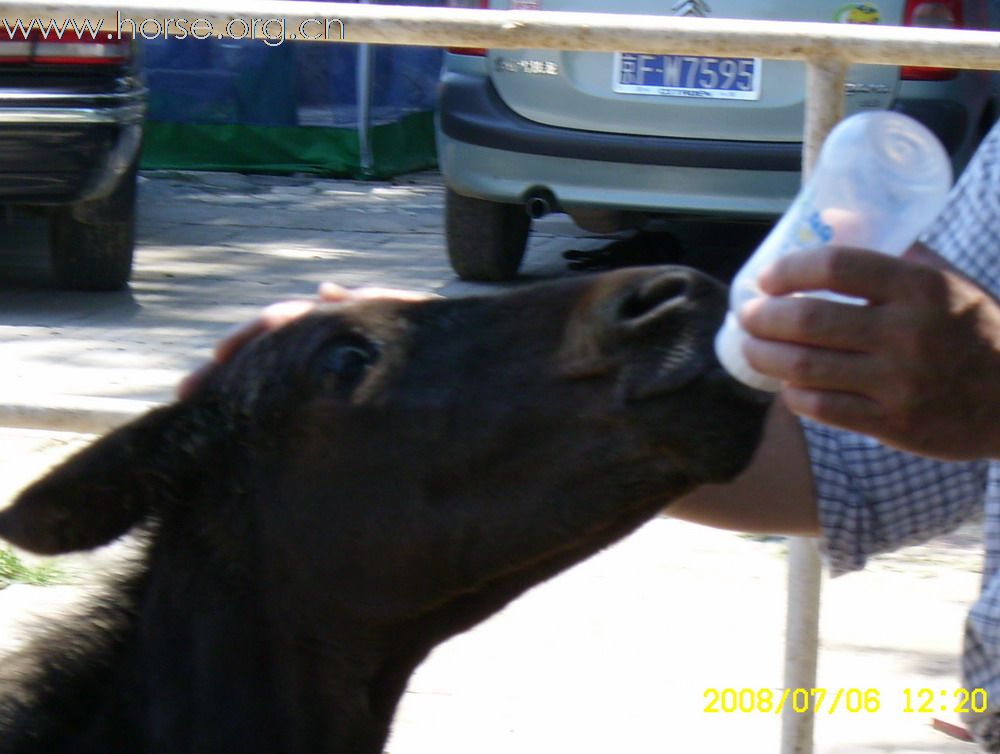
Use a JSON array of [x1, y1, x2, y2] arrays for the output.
[[0, 546, 62, 589]]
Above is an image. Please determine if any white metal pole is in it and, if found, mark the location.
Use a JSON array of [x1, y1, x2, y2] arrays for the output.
[[781, 537, 823, 754], [355, 0, 374, 176], [779, 58, 846, 754], [803, 61, 848, 174]]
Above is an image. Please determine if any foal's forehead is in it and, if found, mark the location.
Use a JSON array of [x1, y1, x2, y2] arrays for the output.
[[251, 275, 617, 371], [270, 298, 421, 347]]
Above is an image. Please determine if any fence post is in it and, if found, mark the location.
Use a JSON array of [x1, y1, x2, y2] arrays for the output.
[[356, 0, 375, 177], [779, 58, 846, 754], [803, 60, 848, 172]]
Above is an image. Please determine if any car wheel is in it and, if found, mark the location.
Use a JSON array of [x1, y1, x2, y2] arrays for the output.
[[50, 164, 137, 291], [445, 188, 530, 281]]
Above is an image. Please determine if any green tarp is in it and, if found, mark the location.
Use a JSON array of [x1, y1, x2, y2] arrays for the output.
[[140, 111, 437, 179]]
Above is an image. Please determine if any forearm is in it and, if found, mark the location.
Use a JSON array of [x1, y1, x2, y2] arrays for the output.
[[668, 401, 821, 536]]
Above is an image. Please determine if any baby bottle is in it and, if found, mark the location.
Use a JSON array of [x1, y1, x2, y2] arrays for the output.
[[714, 110, 953, 391]]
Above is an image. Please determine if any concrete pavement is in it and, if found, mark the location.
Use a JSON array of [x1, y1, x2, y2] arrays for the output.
[[0, 170, 984, 753]]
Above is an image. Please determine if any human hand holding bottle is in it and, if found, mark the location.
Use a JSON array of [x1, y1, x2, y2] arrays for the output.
[[739, 242, 1000, 461], [715, 111, 953, 391]]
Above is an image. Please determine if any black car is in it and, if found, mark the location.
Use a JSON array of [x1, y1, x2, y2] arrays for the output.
[[0, 26, 145, 290]]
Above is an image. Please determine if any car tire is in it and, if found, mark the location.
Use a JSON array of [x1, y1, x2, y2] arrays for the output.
[[445, 188, 530, 281], [50, 164, 138, 291]]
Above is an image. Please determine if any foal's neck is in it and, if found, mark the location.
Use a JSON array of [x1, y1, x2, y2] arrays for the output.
[[134, 536, 418, 754]]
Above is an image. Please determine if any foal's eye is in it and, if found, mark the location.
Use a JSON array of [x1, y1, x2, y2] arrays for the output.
[[313, 336, 379, 394]]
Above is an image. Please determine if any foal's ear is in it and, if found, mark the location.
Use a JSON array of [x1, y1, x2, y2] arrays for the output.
[[0, 403, 197, 555]]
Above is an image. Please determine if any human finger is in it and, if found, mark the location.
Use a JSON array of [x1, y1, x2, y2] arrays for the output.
[[740, 295, 877, 352], [780, 385, 888, 438], [218, 287, 432, 364], [317, 282, 353, 302], [176, 361, 216, 400], [742, 336, 879, 394], [214, 299, 317, 363], [319, 282, 436, 302], [758, 246, 909, 304], [212, 321, 269, 364]]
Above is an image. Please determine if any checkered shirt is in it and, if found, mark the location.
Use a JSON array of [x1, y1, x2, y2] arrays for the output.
[[805, 119, 1000, 749]]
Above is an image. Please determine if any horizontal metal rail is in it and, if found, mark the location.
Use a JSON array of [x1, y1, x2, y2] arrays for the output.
[[0, 1, 998, 68]]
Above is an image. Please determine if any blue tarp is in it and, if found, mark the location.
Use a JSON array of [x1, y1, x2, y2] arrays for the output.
[[141, 37, 442, 129], [137, 2, 443, 176]]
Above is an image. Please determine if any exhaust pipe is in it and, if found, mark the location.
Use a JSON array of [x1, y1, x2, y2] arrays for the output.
[[525, 192, 554, 219], [525, 196, 550, 219]]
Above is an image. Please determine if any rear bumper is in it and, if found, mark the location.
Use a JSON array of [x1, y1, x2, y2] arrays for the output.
[[0, 76, 146, 204], [438, 72, 802, 172], [437, 130, 803, 217], [436, 72, 802, 217]]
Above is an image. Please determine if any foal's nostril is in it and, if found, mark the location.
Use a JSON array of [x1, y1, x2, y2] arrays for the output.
[[617, 273, 694, 323]]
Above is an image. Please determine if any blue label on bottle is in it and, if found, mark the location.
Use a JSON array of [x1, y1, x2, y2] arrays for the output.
[[791, 209, 834, 249]]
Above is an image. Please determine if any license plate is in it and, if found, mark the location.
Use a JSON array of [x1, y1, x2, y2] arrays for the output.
[[613, 53, 761, 100]]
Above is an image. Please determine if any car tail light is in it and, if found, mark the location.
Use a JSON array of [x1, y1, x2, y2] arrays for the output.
[[0, 28, 31, 63], [0, 25, 130, 65], [901, 0, 963, 80], [446, 0, 490, 56]]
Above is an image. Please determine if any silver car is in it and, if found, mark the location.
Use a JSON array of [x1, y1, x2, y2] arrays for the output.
[[435, 0, 999, 280]]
